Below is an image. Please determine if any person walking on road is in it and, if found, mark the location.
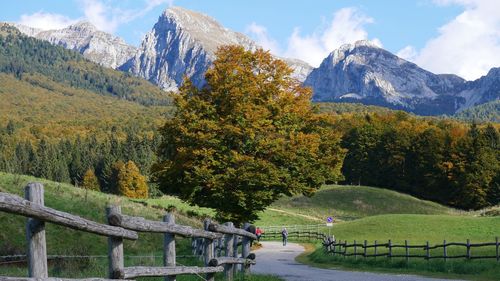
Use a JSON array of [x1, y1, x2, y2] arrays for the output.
[[256, 227, 263, 242], [281, 227, 288, 246]]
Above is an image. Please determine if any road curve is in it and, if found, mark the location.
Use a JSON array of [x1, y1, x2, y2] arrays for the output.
[[252, 241, 465, 281]]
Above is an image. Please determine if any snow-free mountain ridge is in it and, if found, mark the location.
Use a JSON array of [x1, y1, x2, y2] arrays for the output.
[[123, 6, 311, 90], [14, 21, 137, 69], [304, 40, 499, 115], [123, 6, 258, 90]]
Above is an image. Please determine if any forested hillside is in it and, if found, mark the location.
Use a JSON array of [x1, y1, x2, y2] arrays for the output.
[[317, 102, 392, 115], [453, 100, 500, 123], [0, 73, 164, 193], [0, 23, 171, 106], [0, 24, 172, 193]]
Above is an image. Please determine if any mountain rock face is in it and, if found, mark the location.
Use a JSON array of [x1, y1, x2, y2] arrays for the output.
[[282, 57, 314, 83], [124, 7, 256, 90], [458, 67, 500, 111], [123, 7, 312, 90], [14, 22, 137, 69], [304, 41, 471, 115]]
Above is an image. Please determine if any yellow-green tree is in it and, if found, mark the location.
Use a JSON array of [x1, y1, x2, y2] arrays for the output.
[[81, 168, 100, 191], [117, 160, 148, 198], [152, 45, 345, 224]]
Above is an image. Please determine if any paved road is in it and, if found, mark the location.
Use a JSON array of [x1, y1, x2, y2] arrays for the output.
[[252, 242, 465, 281]]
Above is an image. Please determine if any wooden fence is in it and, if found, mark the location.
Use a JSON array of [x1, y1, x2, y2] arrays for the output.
[[323, 237, 500, 261], [261, 229, 327, 241], [0, 183, 257, 281]]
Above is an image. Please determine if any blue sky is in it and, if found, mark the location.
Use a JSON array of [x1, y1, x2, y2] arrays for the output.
[[2, 0, 500, 80]]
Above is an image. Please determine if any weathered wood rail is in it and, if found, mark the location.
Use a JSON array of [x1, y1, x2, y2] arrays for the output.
[[0, 183, 257, 281], [323, 237, 500, 261]]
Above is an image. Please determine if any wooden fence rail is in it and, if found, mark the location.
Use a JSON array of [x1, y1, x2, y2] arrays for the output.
[[0, 183, 257, 281], [0, 188, 137, 240], [323, 237, 500, 261]]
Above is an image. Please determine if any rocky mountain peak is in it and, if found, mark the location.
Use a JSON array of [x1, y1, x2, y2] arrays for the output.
[[125, 6, 310, 91], [159, 6, 256, 55], [67, 21, 98, 33], [486, 67, 500, 77], [325, 40, 403, 68], [12, 22, 136, 69], [305, 42, 468, 115], [11, 23, 42, 37], [337, 40, 381, 53]]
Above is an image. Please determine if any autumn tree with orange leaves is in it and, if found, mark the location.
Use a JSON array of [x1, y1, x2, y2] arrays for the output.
[[153, 46, 345, 224]]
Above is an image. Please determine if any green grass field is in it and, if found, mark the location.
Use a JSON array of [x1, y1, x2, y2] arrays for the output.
[[254, 185, 500, 281], [255, 185, 456, 226], [295, 214, 500, 281]]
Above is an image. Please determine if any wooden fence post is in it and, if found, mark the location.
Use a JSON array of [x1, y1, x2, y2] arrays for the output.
[[224, 222, 235, 281], [339, 239, 343, 256], [496, 237, 499, 262], [25, 183, 48, 278], [405, 240, 409, 263], [374, 240, 377, 260], [107, 205, 124, 279], [344, 240, 347, 258], [443, 240, 447, 262], [217, 236, 223, 257], [164, 213, 176, 281], [426, 241, 430, 260], [332, 240, 336, 256], [363, 240, 367, 258], [388, 239, 392, 259], [354, 240, 357, 259], [241, 223, 251, 275], [204, 219, 215, 281], [466, 239, 471, 259], [233, 232, 239, 276]]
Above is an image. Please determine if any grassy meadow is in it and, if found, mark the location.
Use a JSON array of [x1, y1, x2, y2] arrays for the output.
[[254, 186, 500, 281], [255, 185, 456, 226], [0, 172, 498, 280], [0, 173, 283, 280], [255, 185, 499, 250]]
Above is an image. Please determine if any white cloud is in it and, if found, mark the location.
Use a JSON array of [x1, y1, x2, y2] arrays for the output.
[[403, 0, 500, 80], [245, 22, 281, 54], [18, 12, 78, 30], [397, 45, 418, 62], [433, 0, 476, 6], [145, 0, 174, 11], [245, 7, 380, 67], [284, 7, 381, 67], [80, 0, 117, 32], [17, 0, 172, 34], [79, 0, 173, 33]]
